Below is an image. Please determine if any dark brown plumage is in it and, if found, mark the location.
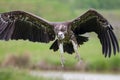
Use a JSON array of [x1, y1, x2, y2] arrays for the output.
[[0, 9, 119, 58]]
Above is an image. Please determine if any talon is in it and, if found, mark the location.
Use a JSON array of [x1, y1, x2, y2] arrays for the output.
[[60, 56, 65, 67], [75, 53, 80, 61]]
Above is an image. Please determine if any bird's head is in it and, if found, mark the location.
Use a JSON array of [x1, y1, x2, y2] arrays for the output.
[[54, 24, 67, 40]]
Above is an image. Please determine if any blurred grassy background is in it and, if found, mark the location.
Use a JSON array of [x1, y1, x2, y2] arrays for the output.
[[0, 0, 120, 77], [0, 68, 51, 80]]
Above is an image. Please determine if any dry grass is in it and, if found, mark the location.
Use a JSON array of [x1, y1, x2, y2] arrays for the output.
[[1, 53, 30, 68]]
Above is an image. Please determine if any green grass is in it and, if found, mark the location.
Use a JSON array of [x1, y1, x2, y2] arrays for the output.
[[0, 0, 120, 71], [0, 37, 120, 71], [1, 0, 120, 22], [0, 68, 49, 80]]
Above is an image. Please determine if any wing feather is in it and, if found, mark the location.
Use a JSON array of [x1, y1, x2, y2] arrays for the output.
[[109, 30, 119, 52], [0, 11, 55, 43], [69, 9, 119, 57], [106, 31, 112, 57]]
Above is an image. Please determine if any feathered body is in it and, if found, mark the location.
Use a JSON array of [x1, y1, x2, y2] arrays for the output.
[[0, 9, 119, 65]]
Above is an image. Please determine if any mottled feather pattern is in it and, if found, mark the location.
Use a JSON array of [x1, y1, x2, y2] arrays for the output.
[[0, 11, 55, 43], [71, 9, 119, 57], [0, 10, 119, 57]]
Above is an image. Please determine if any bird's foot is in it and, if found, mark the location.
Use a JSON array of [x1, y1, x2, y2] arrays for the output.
[[75, 53, 80, 61], [60, 56, 65, 67]]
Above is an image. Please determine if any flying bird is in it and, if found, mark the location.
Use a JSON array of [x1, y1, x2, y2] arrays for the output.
[[0, 9, 119, 67]]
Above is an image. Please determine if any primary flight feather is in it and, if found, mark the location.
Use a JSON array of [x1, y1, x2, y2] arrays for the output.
[[0, 9, 119, 66]]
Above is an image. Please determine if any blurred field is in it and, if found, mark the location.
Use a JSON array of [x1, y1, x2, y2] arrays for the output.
[[0, 0, 120, 72], [0, 38, 120, 71], [0, 68, 50, 80]]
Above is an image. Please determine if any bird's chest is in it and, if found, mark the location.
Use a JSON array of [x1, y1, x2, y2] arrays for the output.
[[62, 32, 73, 43]]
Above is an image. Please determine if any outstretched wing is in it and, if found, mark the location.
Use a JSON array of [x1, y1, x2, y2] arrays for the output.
[[0, 11, 55, 43], [69, 9, 119, 57]]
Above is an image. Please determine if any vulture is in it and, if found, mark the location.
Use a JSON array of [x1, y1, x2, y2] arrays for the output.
[[0, 9, 119, 67]]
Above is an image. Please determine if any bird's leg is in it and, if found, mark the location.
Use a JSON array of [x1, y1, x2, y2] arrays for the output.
[[59, 42, 65, 67], [71, 40, 80, 61]]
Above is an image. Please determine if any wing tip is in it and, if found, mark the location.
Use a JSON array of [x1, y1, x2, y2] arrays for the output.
[[103, 25, 120, 58]]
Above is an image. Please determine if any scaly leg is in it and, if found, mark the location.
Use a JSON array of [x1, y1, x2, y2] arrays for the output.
[[59, 43, 65, 67], [71, 40, 80, 61]]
